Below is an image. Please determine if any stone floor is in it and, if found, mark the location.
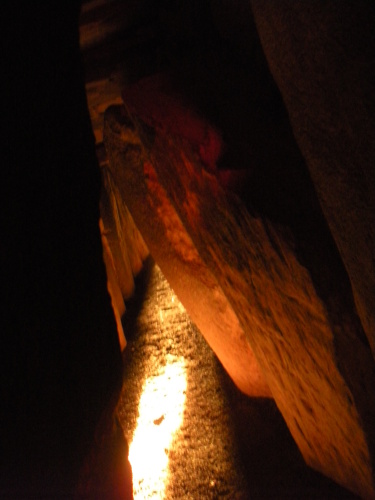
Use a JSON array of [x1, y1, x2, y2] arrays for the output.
[[117, 258, 356, 499]]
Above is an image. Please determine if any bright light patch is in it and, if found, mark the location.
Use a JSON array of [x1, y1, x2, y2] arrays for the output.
[[129, 358, 187, 499]]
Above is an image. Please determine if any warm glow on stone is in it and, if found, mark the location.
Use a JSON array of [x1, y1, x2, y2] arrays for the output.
[[129, 359, 187, 499]]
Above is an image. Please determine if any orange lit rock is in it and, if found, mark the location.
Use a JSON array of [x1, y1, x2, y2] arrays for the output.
[[104, 104, 375, 498], [104, 106, 269, 398], [100, 167, 149, 301], [100, 166, 149, 351], [100, 217, 127, 352], [122, 74, 223, 173]]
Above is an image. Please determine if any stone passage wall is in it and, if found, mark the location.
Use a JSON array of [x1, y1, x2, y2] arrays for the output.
[[104, 102, 375, 498]]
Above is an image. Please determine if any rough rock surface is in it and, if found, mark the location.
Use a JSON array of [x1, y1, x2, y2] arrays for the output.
[[100, 167, 149, 351], [102, 104, 270, 397], [101, 166, 149, 299], [250, 1, 375, 359], [104, 104, 375, 498]]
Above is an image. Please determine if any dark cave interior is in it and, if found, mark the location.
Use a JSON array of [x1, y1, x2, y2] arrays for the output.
[[2, 1, 374, 498]]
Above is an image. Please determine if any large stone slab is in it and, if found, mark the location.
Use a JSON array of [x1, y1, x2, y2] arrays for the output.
[[104, 104, 375, 497], [103, 107, 270, 397], [250, 1, 375, 359]]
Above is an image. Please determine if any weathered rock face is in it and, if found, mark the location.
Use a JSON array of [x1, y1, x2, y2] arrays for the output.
[[104, 103, 375, 498], [100, 167, 149, 350], [102, 95, 270, 397], [250, 1, 375, 359], [101, 168, 149, 301]]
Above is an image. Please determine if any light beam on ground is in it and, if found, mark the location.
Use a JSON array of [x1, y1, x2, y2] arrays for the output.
[[129, 358, 187, 499]]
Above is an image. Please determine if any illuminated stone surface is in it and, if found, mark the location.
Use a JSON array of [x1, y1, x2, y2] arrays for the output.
[[103, 106, 270, 397], [118, 263, 251, 498], [100, 167, 149, 302], [105, 104, 375, 497], [118, 262, 354, 498]]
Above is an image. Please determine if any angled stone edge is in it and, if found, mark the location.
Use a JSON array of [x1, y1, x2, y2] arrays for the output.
[[104, 104, 375, 498]]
